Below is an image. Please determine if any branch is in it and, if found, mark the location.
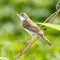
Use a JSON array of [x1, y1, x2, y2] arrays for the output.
[[15, 35, 39, 60], [43, 9, 60, 31]]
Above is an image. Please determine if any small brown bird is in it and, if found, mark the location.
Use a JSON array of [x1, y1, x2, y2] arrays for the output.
[[17, 13, 51, 45]]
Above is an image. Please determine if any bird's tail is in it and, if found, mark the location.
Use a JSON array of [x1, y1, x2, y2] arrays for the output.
[[41, 35, 52, 45], [37, 32, 52, 45]]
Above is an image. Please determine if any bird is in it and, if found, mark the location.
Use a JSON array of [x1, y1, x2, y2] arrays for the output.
[[17, 12, 51, 45]]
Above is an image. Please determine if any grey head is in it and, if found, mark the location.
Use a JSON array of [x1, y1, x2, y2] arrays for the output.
[[17, 12, 29, 21]]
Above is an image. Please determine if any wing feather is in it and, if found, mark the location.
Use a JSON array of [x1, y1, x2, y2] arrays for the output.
[[23, 20, 41, 33]]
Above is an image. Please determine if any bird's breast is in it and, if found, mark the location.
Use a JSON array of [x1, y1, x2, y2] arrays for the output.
[[24, 28, 34, 36]]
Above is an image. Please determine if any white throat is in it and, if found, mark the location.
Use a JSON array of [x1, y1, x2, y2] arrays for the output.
[[19, 16, 25, 22], [17, 14, 25, 22]]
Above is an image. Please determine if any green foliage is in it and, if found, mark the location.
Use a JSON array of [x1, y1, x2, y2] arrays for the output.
[[37, 23, 60, 31], [0, 0, 60, 60]]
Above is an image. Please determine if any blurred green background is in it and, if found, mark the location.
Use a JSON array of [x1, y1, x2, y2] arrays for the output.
[[0, 0, 60, 60]]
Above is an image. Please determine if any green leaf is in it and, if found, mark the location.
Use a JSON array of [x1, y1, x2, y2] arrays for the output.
[[36, 22, 60, 31]]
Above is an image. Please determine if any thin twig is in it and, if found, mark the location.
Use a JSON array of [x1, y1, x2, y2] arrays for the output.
[[40, 9, 60, 28], [48, 9, 60, 23], [15, 36, 39, 60], [43, 9, 60, 30]]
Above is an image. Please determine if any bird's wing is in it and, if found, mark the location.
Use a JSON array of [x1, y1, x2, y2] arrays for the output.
[[23, 19, 43, 34]]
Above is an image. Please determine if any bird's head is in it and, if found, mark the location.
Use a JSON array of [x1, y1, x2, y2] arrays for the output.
[[17, 13, 29, 21]]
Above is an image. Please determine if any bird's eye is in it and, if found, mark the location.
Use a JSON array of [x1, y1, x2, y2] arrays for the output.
[[21, 13, 24, 16]]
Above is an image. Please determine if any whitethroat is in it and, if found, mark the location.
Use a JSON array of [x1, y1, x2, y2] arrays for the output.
[[17, 13, 51, 45]]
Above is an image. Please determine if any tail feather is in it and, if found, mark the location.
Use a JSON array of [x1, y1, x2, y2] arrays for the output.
[[41, 35, 52, 45], [37, 32, 52, 45]]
